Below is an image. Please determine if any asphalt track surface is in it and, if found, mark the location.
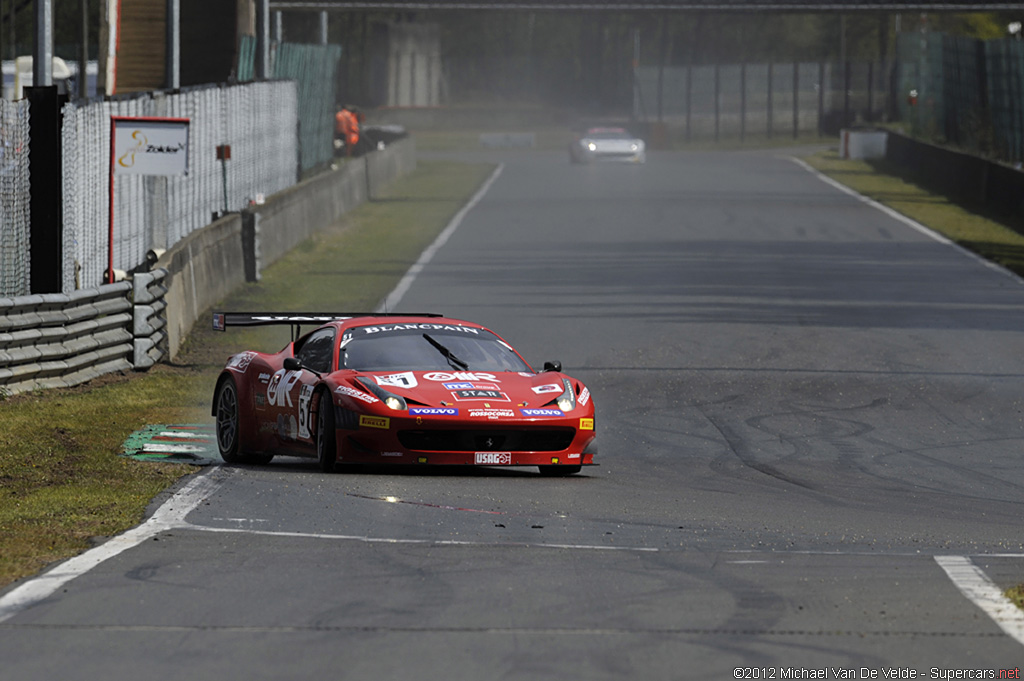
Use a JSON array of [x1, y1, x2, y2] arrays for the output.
[[3, 149, 1024, 679]]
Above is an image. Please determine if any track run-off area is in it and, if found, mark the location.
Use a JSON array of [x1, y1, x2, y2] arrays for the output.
[[2, 148, 1024, 679]]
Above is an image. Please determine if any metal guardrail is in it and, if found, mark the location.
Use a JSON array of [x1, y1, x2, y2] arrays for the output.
[[0, 269, 169, 395]]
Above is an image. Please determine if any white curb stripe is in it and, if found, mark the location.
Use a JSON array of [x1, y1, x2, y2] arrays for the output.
[[788, 155, 1022, 285], [0, 471, 222, 623], [935, 555, 1024, 646], [376, 163, 504, 313]]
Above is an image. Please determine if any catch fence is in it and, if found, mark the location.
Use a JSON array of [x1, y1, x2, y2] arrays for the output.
[[61, 80, 299, 292], [0, 98, 31, 297], [895, 32, 1024, 164], [237, 37, 342, 174], [634, 61, 891, 141]]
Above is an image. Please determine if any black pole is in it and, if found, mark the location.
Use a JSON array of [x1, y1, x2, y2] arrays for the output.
[[78, 0, 87, 98], [28, 86, 65, 293]]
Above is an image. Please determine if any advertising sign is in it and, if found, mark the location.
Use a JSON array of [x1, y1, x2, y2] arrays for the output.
[[111, 117, 190, 176]]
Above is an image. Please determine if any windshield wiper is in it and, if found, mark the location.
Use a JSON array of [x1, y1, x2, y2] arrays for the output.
[[423, 334, 469, 370]]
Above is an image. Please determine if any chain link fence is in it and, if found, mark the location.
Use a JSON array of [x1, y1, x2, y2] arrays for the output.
[[634, 61, 890, 141], [62, 80, 299, 291], [0, 98, 31, 297], [238, 37, 342, 174], [896, 32, 1024, 165]]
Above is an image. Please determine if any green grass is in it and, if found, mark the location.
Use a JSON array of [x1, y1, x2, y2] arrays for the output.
[[0, 159, 497, 589], [1008, 584, 1024, 611], [803, 150, 1024, 278]]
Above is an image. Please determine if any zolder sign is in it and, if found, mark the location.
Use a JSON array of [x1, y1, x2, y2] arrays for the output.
[[112, 118, 190, 176]]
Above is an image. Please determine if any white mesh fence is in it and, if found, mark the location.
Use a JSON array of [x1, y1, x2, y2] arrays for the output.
[[0, 98, 31, 296], [62, 80, 299, 291]]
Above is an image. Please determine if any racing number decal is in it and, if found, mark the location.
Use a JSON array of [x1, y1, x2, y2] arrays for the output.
[[298, 385, 314, 440]]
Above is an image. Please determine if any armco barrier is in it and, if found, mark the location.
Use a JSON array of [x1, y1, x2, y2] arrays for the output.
[[157, 136, 416, 360], [0, 270, 168, 395]]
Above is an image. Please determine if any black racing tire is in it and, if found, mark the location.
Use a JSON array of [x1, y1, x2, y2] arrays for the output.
[[538, 464, 582, 477], [317, 389, 338, 473], [215, 376, 244, 464], [215, 375, 273, 465]]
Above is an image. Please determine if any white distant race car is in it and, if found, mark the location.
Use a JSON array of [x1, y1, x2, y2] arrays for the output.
[[569, 127, 646, 164]]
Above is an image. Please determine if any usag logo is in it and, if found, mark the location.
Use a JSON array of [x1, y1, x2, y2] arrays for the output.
[[359, 415, 390, 429], [475, 452, 512, 465]]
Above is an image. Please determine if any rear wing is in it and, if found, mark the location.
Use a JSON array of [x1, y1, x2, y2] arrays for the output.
[[212, 312, 443, 340]]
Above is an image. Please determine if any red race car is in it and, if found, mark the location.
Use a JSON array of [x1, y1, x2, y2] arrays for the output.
[[211, 313, 596, 475]]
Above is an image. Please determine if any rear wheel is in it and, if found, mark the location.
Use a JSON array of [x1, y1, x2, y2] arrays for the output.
[[538, 465, 582, 477], [317, 390, 338, 473]]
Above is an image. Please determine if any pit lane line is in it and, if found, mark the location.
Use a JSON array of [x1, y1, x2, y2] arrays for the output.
[[375, 162, 505, 313]]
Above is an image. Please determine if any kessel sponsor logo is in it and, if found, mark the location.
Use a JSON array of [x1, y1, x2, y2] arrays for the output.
[[469, 408, 515, 419], [335, 385, 378, 404], [453, 389, 509, 402], [475, 452, 512, 465], [409, 407, 458, 416], [521, 408, 564, 417], [359, 415, 390, 430], [579, 418, 594, 431]]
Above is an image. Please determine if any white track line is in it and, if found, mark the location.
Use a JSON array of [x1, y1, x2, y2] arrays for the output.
[[376, 163, 505, 313], [788, 155, 1022, 285], [0, 471, 223, 624], [935, 555, 1024, 646]]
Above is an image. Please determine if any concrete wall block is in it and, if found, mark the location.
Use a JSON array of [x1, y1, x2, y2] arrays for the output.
[[134, 304, 168, 336]]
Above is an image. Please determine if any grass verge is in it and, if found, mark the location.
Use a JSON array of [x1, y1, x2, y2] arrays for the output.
[[0, 159, 496, 589], [1008, 585, 1024, 610], [802, 150, 1024, 279]]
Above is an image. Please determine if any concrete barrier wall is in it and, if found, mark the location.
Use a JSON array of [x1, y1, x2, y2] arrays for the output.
[[159, 137, 417, 360], [884, 132, 1024, 225]]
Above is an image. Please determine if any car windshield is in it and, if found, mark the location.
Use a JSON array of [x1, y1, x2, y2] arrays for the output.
[[340, 326, 532, 373], [586, 130, 629, 140]]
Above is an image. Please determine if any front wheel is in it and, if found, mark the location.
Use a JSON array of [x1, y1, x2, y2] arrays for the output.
[[538, 465, 582, 477], [215, 375, 273, 465], [215, 376, 244, 464]]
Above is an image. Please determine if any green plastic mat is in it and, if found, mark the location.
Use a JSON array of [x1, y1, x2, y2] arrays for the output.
[[121, 424, 218, 465]]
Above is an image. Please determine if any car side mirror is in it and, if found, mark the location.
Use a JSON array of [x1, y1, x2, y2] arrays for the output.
[[283, 357, 303, 371], [543, 361, 562, 373]]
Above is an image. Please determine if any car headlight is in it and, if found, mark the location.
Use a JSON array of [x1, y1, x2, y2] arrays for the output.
[[356, 378, 408, 411], [555, 379, 576, 412], [630, 143, 639, 151], [587, 142, 597, 151]]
